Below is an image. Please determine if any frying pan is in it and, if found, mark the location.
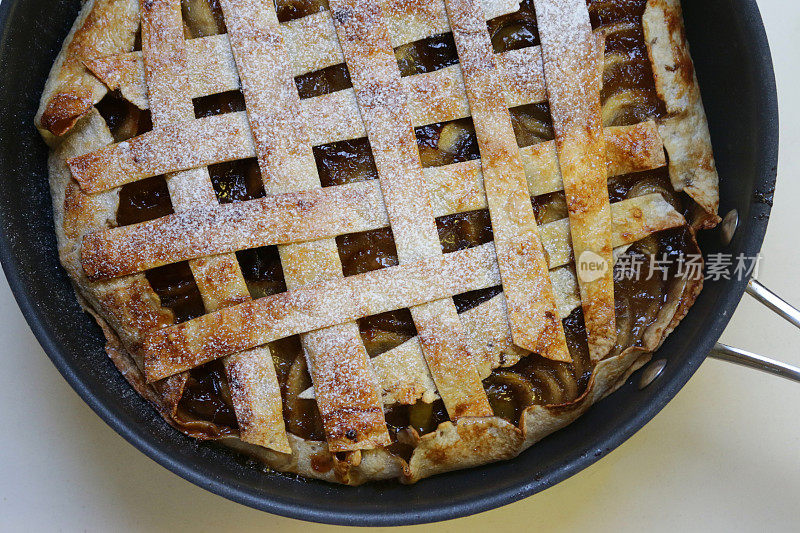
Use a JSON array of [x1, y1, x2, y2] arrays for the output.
[[0, 0, 785, 526]]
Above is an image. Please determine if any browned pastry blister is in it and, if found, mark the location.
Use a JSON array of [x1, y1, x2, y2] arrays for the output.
[[37, 0, 719, 484]]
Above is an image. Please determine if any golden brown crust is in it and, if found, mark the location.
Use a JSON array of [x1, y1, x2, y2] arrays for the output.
[[83, 0, 518, 100], [303, 193, 687, 406], [80, 182, 389, 280], [73, 43, 555, 192], [141, 190, 684, 380], [48, 111, 694, 485], [68, 111, 251, 193], [140, 0, 290, 453], [79, 121, 666, 281], [85, 39, 547, 146], [140, 243, 498, 380]]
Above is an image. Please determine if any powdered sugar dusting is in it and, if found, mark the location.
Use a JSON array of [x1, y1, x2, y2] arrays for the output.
[[141, 0, 289, 452], [75, 0, 684, 454], [142, 188, 685, 380], [296, 193, 685, 405], [532, 0, 616, 360], [330, 0, 493, 418], [219, 0, 391, 451], [83, 120, 664, 283], [446, 0, 570, 361]]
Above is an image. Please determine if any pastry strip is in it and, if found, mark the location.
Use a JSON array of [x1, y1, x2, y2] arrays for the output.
[[86, 190, 677, 289], [142, 193, 683, 381], [84, 0, 519, 111], [82, 122, 665, 280], [70, 112, 254, 193], [72, 35, 601, 194], [533, 0, 616, 360], [139, 0, 289, 453], [329, 0, 491, 418], [219, 0, 389, 451], [37, 0, 140, 137], [86, 42, 546, 124], [143, 243, 499, 380], [426, 121, 664, 216], [281, 0, 519, 77], [86, 27, 608, 151], [446, 0, 569, 361], [84, 191, 673, 285], [370, 194, 685, 404]]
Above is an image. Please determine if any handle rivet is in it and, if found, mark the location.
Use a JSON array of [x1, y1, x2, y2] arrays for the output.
[[638, 359, 667, 389], [720, 209, 739, 246]]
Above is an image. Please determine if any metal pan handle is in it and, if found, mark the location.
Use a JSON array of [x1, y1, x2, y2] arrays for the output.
[[708, 279, 800, 383]]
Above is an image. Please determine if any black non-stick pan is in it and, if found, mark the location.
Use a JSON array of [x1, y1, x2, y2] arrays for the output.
[[0, 0, 786, 526]]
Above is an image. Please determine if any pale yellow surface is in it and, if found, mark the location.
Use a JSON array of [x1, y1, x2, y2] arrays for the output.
[[1, 1, 799, 531]]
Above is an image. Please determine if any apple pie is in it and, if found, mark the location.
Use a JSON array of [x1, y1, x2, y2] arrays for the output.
[[36, 0, 719, 484]]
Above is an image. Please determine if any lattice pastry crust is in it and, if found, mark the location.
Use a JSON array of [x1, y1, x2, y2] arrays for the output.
[[37, 0, 717, 484]]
